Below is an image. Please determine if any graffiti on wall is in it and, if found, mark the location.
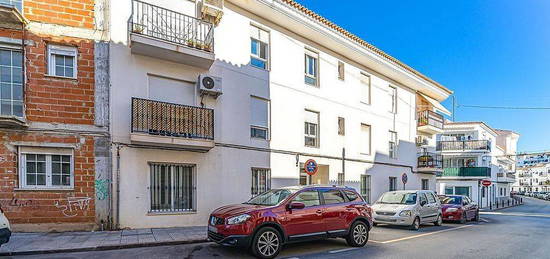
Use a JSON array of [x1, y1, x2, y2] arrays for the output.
[[95, 179, 110, 200], [55, 197, 92, 217], [1, 196, 39, 209]]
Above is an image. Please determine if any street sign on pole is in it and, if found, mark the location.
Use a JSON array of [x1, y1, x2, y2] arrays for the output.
[[304, 159, 318, 176], [481, 179, 492, 187], [402, 173, 408, 190]]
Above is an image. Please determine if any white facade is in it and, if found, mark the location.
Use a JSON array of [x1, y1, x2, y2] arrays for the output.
[[515, 157, 550, 192], [107, 0, 451, 228], [436, 122, 519, 207]]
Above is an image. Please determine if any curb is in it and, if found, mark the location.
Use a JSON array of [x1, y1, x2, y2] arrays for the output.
[[479, 203, 523, 212], [0, 238, 210, 256]]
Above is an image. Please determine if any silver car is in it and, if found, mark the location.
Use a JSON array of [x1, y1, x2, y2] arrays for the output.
[[371, 190, 443, 230]]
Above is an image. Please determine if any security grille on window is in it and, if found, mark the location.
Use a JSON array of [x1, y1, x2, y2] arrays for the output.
[[250, 25, 269, 69], [0, 0, 22, 11], [338, 117, 345, 136], [304, 49, 319, 86], [19, 148, 73, 189], [338, 61, 345, 80], [360, 175, 371, 203], [304, 110, 319, 147], [150, 163, 196, 212], [48, 45, 77, 78], [337, 172, 345, 186], [389, 131, 397, 158], [422, 179, 429, 190], [251, 168, 271, 196], [389, 177, 397, 191], [389, 86, 397, 113], [361, 124, 371, 155], [250, 96, 269, 140], [0, 48, 23, 117], [360, 72, 371, 104]]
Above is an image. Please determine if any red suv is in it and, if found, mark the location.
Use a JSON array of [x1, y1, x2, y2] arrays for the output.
[[208, 185, 373, 258]]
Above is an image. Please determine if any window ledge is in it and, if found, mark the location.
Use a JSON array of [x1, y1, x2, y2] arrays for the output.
[[147, 211, 197, 216], [44, 74, 77, 80], [14, 187, 75, 192]]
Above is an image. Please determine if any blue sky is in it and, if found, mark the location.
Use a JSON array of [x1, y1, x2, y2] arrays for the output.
[[294, 0, 550, 152]]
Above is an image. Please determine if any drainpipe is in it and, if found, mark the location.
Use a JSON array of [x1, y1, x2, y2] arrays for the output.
[[115, 145, 121, 229]]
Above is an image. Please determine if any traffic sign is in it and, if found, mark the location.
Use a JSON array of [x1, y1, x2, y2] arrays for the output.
[[401, 173, 408, 185], [481, 179, 492, 187], [304, 159, 318, 176]]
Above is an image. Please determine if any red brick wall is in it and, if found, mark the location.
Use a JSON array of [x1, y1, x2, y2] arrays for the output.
[[23, 0, 95, 29], [0, 133, 95, 225]]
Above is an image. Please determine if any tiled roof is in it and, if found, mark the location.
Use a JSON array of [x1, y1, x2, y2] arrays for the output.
[[281, 0, 452, 94]]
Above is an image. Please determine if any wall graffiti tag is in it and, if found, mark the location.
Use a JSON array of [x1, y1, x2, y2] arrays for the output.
[[55, 197, 92, 217], [95, 179, 110, 200], [1, 196, 39, 209]]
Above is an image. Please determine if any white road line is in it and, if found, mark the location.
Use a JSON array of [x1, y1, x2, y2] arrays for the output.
[[376, 225, 474, 244], [368, 240, 384, 244], [285, 257, 300, 259], [480, 218, 490, 223], [328, 248, 358, 254]]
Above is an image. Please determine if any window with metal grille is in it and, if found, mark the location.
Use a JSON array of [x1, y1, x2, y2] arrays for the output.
[[360, 175, 371, 203], [250, 25, 269, 70], [150, 163, 196, 212], [337, 172, 345, 186], [0, 48, 23, 117], [389, 131, 397, 158], [251, 168, 270, 196], [337, 61, 345, 80], [304, 110, 319, 148], [338, 117, 345, 136], [389, 176, 397, 191], [422, 179, 429, 190]]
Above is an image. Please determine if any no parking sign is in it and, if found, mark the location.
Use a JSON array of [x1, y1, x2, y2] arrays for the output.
[[304, 159, 318, 176]]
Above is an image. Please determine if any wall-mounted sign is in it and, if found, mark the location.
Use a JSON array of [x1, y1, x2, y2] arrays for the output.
[[481, 179, 492, 187], [304, 159, 318, 176]]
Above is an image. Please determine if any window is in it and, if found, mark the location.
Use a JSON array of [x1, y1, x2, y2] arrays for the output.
[[445, 187, 453, 195], [304, 49, 319, 86], [337, 173, 345, 186], [360, 175, 371, 203], [422, 179, 429, 190], [389, 86, 397, 113], [150, 163, 195, 212], [344, 190, 360, 201], [419, 193, 428, 204], [360, 124, 371, 155], [20, 151, 73, 189], [250, 25, 269, 69], [48, 45, 77, 78], [299, 170, 312, 185], [360, 72, 371, 104], [0, 48, 23, 117], [292, 190, 320, 207], [338, 117, 345, 136], [426, 192, 436, 203], [304, 110, 319, 147], [337, 61, 345, 80], [0, 0, 22, 11], [321, 189, 346, 205], [454, 186, 470, 198], [251, 168, 270, 196], [250, 96, 269, 140], [389, 177, 397, 191], [389, 131, 397, 158]]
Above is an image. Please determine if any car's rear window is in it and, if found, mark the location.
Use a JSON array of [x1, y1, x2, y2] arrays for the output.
[[343, 190, 360, 201]]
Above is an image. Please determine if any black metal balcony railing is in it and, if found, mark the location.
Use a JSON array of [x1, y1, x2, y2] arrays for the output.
[[437, 140, 491, 151], [417, 152, 443, 169], [417, 110, 444, 129], [129, 0, 214, 52], [131, 98, 214, 140]]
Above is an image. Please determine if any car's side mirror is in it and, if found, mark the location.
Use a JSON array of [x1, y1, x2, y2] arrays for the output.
[[420, 200, 427, 206], [287, 202, 305, 210]]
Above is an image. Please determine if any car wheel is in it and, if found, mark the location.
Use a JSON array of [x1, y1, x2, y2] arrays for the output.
[[346, 221, 369, 247], [251, 227, 282, 259], [460, 212, 467, 224], [410, 217, 420, 231], [434, 214, 443, 226], [473, 210, 480, 222]]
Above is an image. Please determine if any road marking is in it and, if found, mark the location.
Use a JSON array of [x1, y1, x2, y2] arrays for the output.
[[375, 225, 475, 244], [480, 218, 490, 223], [328, 248, 358, 253], [481, 212, 550, 218], [368, 240, 384, 244]]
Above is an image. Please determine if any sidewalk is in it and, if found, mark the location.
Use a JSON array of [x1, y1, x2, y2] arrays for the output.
[[0, 226, 208, 256], [479, 198, 523, 212]]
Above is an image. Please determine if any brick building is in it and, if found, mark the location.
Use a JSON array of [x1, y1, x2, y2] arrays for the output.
[[0, 0, 110, 231]]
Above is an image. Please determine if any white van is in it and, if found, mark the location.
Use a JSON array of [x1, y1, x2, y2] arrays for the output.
[[371, 190, 442, 230], [0, 205, 11, 246]]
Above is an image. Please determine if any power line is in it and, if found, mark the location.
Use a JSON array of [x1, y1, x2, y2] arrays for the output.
[[458, 104, 550, 110]]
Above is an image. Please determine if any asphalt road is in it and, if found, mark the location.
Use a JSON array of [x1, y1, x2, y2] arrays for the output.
[[10, 196, 550, 259]]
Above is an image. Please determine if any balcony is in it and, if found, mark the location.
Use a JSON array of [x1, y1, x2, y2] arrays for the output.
[[417, 110, 444, 135], [417, 152, 442, 173], [439, 167, 491, 178], [436, 140, 491, 152], [128, 0, 215, 69], [131, 98, 214, 151]]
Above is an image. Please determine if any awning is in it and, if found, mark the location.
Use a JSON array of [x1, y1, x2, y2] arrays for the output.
[[419, 93, 452, 116], [0, 4, 27, 29]]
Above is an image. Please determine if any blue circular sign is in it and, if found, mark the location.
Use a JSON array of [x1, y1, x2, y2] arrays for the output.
[[402, 173, 408, 184], [304, 159, 318, 175]]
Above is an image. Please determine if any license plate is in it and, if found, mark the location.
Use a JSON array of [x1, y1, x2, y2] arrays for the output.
[[208, 225, 218, 233]]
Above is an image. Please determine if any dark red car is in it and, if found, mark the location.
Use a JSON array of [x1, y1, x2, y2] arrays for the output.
[[208, 185, 373, 258], [439, 195, 479, 223]]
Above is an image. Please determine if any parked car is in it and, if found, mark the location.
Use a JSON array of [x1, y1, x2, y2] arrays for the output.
[[371, 190, 442, 231], [0, 205, 10, 247], [208, 185, 373, 259], [439, 195, 479, 223]]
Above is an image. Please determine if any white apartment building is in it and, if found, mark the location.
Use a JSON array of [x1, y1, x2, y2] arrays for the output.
[[107, 0, 452, 229], [436, 122, 519, 208], [515, 153, 550, 192]]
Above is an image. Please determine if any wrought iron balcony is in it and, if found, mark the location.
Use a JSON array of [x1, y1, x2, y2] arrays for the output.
[[417, 152, 443, 171], [131, 98, 214, 150], [439, 167, 491, 178], [417, 110, 444, 134], [129, 0, 215, 68], [436, 140, 491, 152]]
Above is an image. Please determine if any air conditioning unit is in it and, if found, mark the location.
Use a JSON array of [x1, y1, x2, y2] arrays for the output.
[[416, 136, 429, 146], [198, 74, 222, 98]]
